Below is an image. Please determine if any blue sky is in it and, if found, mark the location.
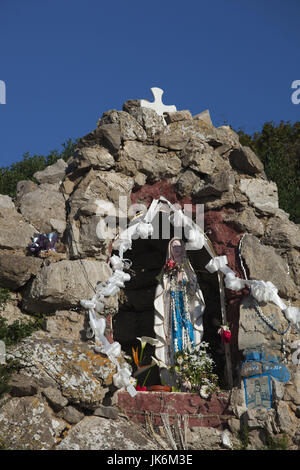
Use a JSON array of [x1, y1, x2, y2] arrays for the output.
[[0, 0, 299, 167]]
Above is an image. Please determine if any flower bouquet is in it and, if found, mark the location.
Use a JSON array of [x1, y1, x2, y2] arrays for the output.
[[131, 336, 160, 391], [170, 342, 219, 398], [164, 258, 183, 275]]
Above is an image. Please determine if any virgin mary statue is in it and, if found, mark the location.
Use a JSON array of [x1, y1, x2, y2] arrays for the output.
[[154, 237, 205, 385]]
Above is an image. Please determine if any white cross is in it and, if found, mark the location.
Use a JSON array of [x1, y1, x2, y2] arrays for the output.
[[140, 87, 177, 123]]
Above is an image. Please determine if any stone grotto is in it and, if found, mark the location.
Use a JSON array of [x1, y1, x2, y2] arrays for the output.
[[0, 87, 299, 450]]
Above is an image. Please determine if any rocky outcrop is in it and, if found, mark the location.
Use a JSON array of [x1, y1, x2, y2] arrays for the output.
[[22, 259, 115, 314], [0, 93, 300, 450], [56, 416, 161, 450], [7, 331, 119, 409]]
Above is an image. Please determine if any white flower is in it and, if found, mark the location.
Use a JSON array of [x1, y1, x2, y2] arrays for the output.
[[199, 385, 210, 399], [177, 356, 183, 365], [151, 356, 168, 369], [137, 336, 160, 348], [129, 377, 137, 386]]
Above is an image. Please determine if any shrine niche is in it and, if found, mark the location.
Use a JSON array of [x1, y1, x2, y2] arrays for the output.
[[113, 215, 226, 389], [80, 192, 300, 400]]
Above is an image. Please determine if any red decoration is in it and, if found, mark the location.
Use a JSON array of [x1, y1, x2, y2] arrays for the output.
[[221, 329, 231, 344], [136, 385, 147, 391], [218, 325, 231, 344]]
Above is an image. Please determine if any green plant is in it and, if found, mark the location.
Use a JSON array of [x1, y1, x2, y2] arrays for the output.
[[0, 314, 45, 400], [0, 138, 78, 197], [0, 314, 45, 347], [0, 358, 22, 398], [0, 288, 10, 311], [263, 433, 289, 451], [238, 422, 249, 450], [236, 121, 300, 224]]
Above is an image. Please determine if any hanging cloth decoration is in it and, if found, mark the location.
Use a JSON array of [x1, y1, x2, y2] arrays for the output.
[[28, 232, 58, 255]]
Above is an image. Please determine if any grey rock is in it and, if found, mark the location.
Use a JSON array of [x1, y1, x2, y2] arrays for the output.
[[9, 373, 38, 397], [16, 180, 39, 202], [181, 138, 222, 176], [93, 405, 118, 420], [175, 170, 203, 197], [9, 332, 118, 409], [0, 395, 66, 450], [96, 123, 122, 151], [228, 417, 241, 435], [44, 310, 85, 342], [240, 361, 263, 377], [276, 401, 298, 436], [271, 378, 285, 401], [283, 383, 300, 406], [123, 102, 165, 139], [56, 416, 161, 450], [33, 159, 67, 185], [193, 109, 213, 126], [0, 251, 43, 289], [158, 119, 239, 153], [240, 234, 298, 299], [98, 109, 147, 142], [164, 110, 192, 124], [49, 217, 66, 235], [122, 99, 141, 114], [19, 187, 66, 233], [239, 178, 279, 215], [185, 426, 222, 451], [263, 217, 300, 249], [58, 405, 84, 424], [241, 408, 278, 435], [229, 146, 264, 174], [0, 206, 36, 251], [0, 194, 15, 209], [238, 296, 291, 351], [223, 207, 264, 236], [42, 386, 68, 411], [200, 189, 236, 210], [283, 249, 300, 286], [67, 168, 134, 219], [195, 170, 235, 197], [116, 140, 181, 182], [158, 130, 189, 150], [71, 146, 115, 172], [22, 259, 114, 314], [68, 214, 116, 260]]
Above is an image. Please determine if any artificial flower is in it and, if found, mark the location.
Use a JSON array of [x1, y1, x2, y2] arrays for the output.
[[164, 258, 177, 270], [182, 380, 192, 391], [137, 336, 160, 347], [136, 385, 147, 391], [199, 385, 210, 399], [151, 356, 168, 369], [218, 325, 232, 344], [170, 345, 219, 396], [132, 346, 140, 367], [129, 377, 137, 387]]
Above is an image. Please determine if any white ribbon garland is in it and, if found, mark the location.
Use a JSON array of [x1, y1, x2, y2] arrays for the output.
[[205, 255, 300, 328]]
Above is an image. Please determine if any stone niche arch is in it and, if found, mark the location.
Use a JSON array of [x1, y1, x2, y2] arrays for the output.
[[112, 209, 229, 388]]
